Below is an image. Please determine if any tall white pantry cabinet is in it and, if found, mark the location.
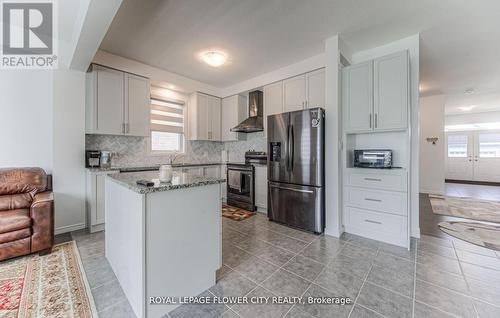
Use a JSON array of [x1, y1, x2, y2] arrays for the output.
[[342, 50, 411, 248]]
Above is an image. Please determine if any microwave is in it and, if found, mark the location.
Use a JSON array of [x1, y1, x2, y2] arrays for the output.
[[353, 149, 392, 168]]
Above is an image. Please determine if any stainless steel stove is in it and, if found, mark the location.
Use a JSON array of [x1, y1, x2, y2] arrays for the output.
[[226, 151, 267, 211]]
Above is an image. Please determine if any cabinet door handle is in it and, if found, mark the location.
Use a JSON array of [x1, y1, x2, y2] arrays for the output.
[[375, 114, 378, 128], [125, 123, 129, 133], [365, 198, 382, 202], [364, 178, 382, 182], [369, 114, 372, 128], [365, 219, 382, 225], [122, 123, 126, 134]]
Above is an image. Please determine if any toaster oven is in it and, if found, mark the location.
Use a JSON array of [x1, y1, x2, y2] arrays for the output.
[[353, 149, 392, 168]]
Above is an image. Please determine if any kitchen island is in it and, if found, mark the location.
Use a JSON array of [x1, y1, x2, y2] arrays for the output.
[[105, 170, 225, 318]]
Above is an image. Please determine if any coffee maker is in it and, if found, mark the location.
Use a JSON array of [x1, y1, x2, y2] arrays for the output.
[[85, 150, 101, 168]]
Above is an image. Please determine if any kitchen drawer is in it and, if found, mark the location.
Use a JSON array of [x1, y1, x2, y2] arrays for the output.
[[345, 168, 407, 192], [344, 206, 408, 247], [344, 186, 407, 216]]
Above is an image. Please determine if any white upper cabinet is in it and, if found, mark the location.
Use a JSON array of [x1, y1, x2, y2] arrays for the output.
[[306, 68, 325, 109], [263, 69, 325, 136], [263, 81, 284, 136], [373, 51, 408, 131], [126, 74, 150, 137], [221, 95, 247, 141], [343, 51, 408, 133], [343, 61, 374, 133], [283, 74, 306, 112], [264, 82, 284, 117], [86, 64, 150, 136], [208, 95, 221, 141], [89, 65, 124, 135], [188, 92, 221, 141]]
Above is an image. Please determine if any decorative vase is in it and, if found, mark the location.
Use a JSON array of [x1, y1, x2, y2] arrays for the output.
[[159, 164, 173, 183]]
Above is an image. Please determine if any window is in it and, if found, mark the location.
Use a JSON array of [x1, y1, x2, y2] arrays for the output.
[[150, 97, 185, 152], [479, 133, 500, 158], [447, 135, 468, 157]]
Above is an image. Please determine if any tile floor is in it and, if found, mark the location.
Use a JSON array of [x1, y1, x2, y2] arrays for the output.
[[63, 209, 500, 318]]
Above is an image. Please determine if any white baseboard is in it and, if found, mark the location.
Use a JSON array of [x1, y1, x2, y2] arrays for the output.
[[55, 223, 86, 235], [257, 206, 267, 213], [324, 227, 342, 238]]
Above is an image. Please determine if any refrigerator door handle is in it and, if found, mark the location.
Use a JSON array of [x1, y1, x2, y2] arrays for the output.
[[286, 124, 292, 171], [269, 184, 314, 194], [290, 124, 294, 171]]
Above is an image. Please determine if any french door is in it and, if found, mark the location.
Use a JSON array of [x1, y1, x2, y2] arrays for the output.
[[446, 132, 500, 182]]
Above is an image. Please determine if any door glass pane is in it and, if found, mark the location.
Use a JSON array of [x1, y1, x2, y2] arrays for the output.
[[448, 135, 468, 157], [479, 134, 500, 158]]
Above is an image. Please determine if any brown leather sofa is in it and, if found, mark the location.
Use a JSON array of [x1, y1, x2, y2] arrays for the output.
[[0, 168, 54, 261]]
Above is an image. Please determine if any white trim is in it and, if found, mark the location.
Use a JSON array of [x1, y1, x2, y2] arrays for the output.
[[55, 223, 86, 235]]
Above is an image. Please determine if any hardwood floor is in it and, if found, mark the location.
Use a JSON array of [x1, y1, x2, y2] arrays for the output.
[[419, 182, 500, 238]]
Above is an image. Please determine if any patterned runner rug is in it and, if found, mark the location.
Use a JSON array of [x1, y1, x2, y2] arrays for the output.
[[0, 241, 97, 318], [429, 194, 500, 224], [222, 204, 256, 221], [439, 221, 500, 251]]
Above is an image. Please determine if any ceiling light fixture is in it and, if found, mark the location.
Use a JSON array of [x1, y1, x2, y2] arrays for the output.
[[202, 51, 226, 67], [458, 105, 477, 112]]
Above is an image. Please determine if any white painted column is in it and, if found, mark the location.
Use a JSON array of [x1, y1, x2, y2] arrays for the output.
[[324, 36, 342, 237]]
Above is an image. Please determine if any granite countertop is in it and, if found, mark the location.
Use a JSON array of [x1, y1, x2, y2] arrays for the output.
[[106, 170, 226, 194], [86, 162, 223, 173]]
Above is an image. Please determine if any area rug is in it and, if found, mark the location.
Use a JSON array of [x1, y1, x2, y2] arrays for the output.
[[0, 241, 98, 318], [438, 221, 500, 251], [429, 194, 500, 224], [222, 204, 255, 221]]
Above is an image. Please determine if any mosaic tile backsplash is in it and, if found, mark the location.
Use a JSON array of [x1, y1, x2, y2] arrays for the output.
[[85, 133, 266, 167]]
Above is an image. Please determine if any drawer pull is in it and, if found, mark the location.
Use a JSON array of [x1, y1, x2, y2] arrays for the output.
[[364, 178, 382, 182], [365, 198, 382, 202], [364, 219, 382, 225]]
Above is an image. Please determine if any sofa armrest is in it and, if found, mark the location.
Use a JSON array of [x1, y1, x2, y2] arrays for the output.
[[30, 191, 54, 252], [32, 191, 53, 207]]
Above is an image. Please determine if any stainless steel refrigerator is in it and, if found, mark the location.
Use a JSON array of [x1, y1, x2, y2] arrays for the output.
[[267, 107, 325, 233]]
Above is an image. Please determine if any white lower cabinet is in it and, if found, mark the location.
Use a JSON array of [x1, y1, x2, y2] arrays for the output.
[[343, 168, 409, 248], [254, 165, 267, 212], [221, 164, 227, 202], [86, 170, 119, 233], [345, 206, 408, 247], [344, 187, 407, 216]]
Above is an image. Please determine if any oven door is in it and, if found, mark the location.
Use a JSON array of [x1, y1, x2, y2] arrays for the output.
[[227, 166, 255, 210]]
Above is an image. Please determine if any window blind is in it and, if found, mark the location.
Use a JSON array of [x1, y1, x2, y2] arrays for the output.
[[150, 97, 184, 134]]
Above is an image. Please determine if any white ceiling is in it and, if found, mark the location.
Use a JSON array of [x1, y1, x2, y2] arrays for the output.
[[100, 0, 500, 97], [445, 92, 500, 115]]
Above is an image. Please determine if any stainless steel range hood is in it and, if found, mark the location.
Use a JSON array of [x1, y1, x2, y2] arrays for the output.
[[231, 90, 263, 133]]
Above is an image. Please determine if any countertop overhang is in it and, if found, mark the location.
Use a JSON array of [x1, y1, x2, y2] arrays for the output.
[[106, 170, 225, 194]]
